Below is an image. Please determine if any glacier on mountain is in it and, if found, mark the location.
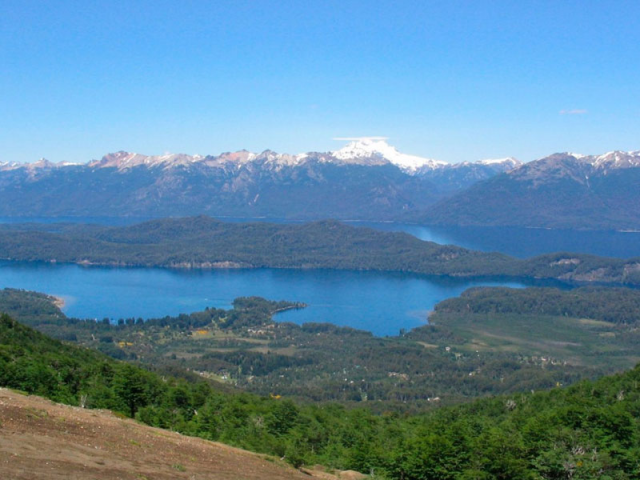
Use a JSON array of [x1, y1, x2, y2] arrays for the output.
[[331, 137, 445, 172]]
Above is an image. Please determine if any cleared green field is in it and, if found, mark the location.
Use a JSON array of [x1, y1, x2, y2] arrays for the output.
[[431, 312, 640, 369]]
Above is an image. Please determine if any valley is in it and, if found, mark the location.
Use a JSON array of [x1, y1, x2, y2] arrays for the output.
[[1, 215, 639, 477], [2, 286, 640, 478], [6, 3, 640, 478], [3, 286, 639, 410], [1, 145, 640, 478]]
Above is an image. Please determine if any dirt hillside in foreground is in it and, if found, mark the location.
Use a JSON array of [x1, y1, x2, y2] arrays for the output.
[[0, 388, 361, 480]]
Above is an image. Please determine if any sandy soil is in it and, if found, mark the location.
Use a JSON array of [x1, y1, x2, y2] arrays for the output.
[[50, 295, 66, 310], [0, 388, 358, 480]]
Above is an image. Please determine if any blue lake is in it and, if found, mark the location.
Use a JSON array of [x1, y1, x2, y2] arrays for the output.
[[0, 216, 633, 336], [0, 261, 527, 336], [347, 222, 640, 259]]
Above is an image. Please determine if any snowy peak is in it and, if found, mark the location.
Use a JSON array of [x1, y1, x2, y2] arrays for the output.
[[90, 151, 206, 170], [332, 137, 445, 172], [89, 149, 310, 171], [0, 158, 80, 172], [29, 158, 55, 169], [1, 139, 514, 174], [506, 150, 640, 186], [477, 157, 521, 168], [210, 150, 307, 169], [527, 151, 640, 172], [254, 150, 305, 166], [211, 150, 257, 165], [7, 147, 640, 176], [590, 151, 640, 170], [542, 151, 640, 170]]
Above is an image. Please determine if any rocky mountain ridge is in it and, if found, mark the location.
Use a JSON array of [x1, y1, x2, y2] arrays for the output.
[[0, 138, 521, 175], [419, 151, 640, 230], [0, 139, 521, 220], [1, 141, 638, 227]]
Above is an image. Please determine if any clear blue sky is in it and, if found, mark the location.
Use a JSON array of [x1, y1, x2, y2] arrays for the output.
[[2, 0, 640, 164]]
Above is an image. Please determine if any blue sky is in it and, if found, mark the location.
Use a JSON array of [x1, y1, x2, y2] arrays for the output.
[[2, 0, 640, 164]]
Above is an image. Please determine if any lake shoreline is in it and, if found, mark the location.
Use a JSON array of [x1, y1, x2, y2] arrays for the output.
[[2, 255, 636, 289], [0, 264, 528, 336], [51, 295, 66, 310]]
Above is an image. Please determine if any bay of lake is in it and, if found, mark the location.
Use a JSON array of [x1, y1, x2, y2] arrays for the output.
[[0, 261, 527, 336]]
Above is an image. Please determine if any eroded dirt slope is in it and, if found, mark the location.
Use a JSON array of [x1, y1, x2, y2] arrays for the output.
[[0, 388, 349, 480]]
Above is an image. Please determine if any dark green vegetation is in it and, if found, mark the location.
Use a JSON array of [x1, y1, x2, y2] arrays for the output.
[[4, 286, 640, 412], [434, 286, 640, 325], [428, 287, 640, 371], [2, 306, 640, 478], [0, 216, 639, 285], [419, 153, 640, 230]]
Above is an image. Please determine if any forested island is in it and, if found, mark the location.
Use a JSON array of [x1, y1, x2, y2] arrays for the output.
[[0, 216, 639, 285]]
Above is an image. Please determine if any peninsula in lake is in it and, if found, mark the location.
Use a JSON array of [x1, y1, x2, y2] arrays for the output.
[[0, 216, 638, 286]]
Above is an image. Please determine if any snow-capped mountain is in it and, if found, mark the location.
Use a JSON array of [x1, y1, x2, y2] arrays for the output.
[[8, 143, 640, 178], [89, 152, 206, 170], [331, 137, 446, 172], [3, 139, 519, 176], [589, 151, 640, 172], [476, 157, 521, 168], [419, 151, 640, 230], [2, 142, 637, 228], [556, 151, 640, 171], [505, 151, 640, 186], [0, 139, 521, 220]]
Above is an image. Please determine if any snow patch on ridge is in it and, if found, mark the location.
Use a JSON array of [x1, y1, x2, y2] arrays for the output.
[[592, 151, 640, 169], [7, 145, 640, 175], [477, 157, 521, 167], [90, 151, 207, 170]]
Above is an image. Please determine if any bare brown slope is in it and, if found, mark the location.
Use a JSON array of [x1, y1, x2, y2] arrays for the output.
[[0, 388, 352, 480]]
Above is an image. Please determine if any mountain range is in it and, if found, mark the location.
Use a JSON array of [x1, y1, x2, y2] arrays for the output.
[[1, 139, 639, 229], [0, 138, 519, 220], [418, 151, 640, 230]]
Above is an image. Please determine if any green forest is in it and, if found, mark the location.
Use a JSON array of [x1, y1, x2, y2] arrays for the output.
[[6, 287, 639, 411], [0, 216, 639, 285], [3, 284, 640, 478], [2, 309, 640, 478]]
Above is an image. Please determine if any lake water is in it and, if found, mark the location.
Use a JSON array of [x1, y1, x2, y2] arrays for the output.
[[0, 216, 633, 336], [0, 261, 527, 336], [347, 222, 640, 259]]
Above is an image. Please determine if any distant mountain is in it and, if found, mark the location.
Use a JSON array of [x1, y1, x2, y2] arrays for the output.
[[0, 138, 519, 220], [9, 141, 638, 230], [418, 151, 640, 230]]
